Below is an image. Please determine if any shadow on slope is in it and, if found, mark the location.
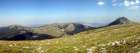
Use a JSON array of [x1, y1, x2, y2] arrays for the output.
[[6, 32, 54, 41], [1, 32, 55, 41], [0, 25, 55, 41]]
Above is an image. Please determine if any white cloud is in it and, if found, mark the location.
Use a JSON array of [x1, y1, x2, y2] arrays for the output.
[[130, 1, 135, 5], [123, 0, 140, 10], [124, 0, 140, 6], [136, 0, 140, 3], [110, 0, 140, 10], [97, 1, 105, 6], [112, 0, 117, 6], [124, 0, 131, 7]]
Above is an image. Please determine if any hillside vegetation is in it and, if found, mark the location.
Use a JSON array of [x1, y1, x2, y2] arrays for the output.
[[0, 23, 140, 53]]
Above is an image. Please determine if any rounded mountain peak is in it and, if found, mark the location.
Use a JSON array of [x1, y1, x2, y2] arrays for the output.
[[108, 17, 130, 26]]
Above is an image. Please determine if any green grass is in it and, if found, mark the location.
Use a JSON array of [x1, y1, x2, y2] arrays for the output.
[[0, 23, 140, 53]]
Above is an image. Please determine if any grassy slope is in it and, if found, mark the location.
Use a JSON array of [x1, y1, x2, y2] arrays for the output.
[[32, 25, 65, 37], [0, 23, 140, 53]]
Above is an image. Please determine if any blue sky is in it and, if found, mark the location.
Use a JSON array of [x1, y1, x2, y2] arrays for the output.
[[0, 0, 140, 26]]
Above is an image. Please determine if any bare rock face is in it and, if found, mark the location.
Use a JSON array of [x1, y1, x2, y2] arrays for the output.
[[108, 17, 130, 26], [64, 23, 89, 35]]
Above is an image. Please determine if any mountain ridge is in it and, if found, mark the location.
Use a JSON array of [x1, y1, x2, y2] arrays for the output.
[[0, 17, 139, 40]]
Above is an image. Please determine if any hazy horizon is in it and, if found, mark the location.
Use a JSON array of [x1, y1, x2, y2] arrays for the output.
[[0, 0, 140, 26]]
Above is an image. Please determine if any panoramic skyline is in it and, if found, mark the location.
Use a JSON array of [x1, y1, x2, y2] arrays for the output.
[[0, 0, 140, 26]]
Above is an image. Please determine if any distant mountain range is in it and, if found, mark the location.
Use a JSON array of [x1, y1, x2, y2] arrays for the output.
[[0, 17, 136, 40]]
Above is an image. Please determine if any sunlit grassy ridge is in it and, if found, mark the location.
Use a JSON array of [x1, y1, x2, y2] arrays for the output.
[[0, 23, 140, 53]]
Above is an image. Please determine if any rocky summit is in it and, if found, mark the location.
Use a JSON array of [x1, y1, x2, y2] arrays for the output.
[[108, 17, 131, 26]]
